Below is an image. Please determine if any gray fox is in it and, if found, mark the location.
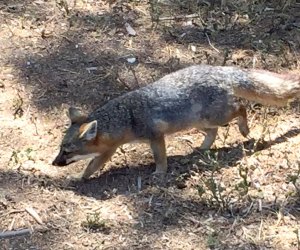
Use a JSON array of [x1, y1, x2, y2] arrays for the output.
[[52, 65, 300, 180]]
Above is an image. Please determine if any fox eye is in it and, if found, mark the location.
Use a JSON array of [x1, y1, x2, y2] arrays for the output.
[[63, 150, 72, 155], [62, 144, 73, 152], [63, 143, 78, 152]]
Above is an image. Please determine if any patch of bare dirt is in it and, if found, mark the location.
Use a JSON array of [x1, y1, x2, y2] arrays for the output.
[[1, 0, 300, 249]]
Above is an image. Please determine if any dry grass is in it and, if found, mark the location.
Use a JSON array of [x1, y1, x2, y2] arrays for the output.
[[0, 0, 300, 249]]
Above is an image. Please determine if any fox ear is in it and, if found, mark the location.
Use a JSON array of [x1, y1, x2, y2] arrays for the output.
[[68, 107, 86, 123], [79, 120, 98, 141]]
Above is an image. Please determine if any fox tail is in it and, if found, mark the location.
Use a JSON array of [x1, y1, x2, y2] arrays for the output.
[[234, 69, 300, 106]]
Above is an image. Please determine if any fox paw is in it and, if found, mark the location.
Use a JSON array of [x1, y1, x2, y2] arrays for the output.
[[199, 144, 212, 150], [152, 170, 166, 181], [240, 125, 250, 138], [152, 170, 167, 176], [67, 173, 84, 182]]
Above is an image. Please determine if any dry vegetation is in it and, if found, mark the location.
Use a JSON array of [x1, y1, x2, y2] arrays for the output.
[[0, 0, 300, 249]]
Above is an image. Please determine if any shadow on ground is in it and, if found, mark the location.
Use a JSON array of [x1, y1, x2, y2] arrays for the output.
[[1, 124, 299, 249], [1, 157, 300, 249], [1, 1, 300, 248], [66, 127, 300, 198], [2, 0, 298, 114]]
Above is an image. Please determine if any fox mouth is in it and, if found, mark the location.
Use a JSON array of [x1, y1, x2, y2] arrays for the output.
[[52, 159, 72, 166], [52, 155, 75, 166], [52, 152, 101, 166]]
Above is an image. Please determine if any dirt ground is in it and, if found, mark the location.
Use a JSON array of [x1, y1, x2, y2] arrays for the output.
[[0, 0, 300, 249]]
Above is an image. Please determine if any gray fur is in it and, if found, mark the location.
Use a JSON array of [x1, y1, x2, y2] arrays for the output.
[[53, 64, 300, 177], [88, 65, 249, 138]]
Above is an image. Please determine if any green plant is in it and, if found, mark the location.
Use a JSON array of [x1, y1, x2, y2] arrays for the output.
[[197, 171, 230, 210], [235, 166, 251, 196], [287, 162, 300, 196], [81, 212, 110, 233], [9, 148, 35, 168], [197, 155, 252, 211], [206, 232, 220, 249], [197, 151, 229, 210], [149, 0, 163, 23]]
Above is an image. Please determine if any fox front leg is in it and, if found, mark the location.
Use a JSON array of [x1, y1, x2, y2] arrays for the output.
[[70, 149, 116, 180], [150, 135, 168, 175], [199, 128, 218, 150]]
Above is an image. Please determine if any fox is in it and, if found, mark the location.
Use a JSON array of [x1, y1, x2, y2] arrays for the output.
[[52, 65, 300, 180]]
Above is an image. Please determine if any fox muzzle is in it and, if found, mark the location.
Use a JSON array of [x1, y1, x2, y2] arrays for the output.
[[52, 150, 70, 166], [52, 157, 68, 166]]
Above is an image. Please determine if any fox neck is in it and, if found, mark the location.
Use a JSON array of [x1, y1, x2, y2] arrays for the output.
[[235, 69, 300, 107], [91, 128, 136, 152]]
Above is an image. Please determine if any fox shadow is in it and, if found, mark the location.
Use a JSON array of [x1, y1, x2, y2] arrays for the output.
[[3, 169, 298, 250], [59, 126, 300, 236], [1, 127, 299, 249], [71, 127, 300, 199]]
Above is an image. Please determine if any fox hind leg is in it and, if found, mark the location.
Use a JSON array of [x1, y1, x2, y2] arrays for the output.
[[198, 104, 249, 150], [222, 104, 250, 138], [235, 105, 250, 137]]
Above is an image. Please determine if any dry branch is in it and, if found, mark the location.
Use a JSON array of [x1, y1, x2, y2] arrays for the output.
[[157, 13, 200, 21], [0, 229, 32, 239], [205, 33, 220, 54], [25, 207, 43, 225]]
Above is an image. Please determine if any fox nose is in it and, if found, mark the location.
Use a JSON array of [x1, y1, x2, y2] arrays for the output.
[[52, 155, 67, 166], [52, 149, 68, 166], [52, 159, 67, 166], [52, 160, 59, 166]]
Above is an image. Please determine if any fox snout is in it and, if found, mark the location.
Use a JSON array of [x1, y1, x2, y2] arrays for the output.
[[52, 157, 68, 167], [52, 151, 69, 166], [52, 158, 67, 166], [52, 150, 99, 166]]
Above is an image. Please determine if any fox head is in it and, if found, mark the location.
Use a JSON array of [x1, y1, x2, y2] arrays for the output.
[[52, 107, 102, 166]]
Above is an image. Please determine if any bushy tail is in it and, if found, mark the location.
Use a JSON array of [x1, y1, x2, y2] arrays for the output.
[[234, 68, 300, 106]]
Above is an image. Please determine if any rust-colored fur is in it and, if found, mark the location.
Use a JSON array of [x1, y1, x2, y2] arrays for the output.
[[235, 70, 300, 106]]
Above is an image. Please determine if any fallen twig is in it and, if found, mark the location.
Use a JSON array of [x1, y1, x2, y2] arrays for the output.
[[57, 68, 79, 74], [0, 209, 24, 219], [129, 66, 139, 88], [8, 217, 16, 231], [25, 207, 43, 225], [137, 176, 142, 192], [157, 13, 200, 21], [0, 228, 32, 239], [205, 33, 220, 54]]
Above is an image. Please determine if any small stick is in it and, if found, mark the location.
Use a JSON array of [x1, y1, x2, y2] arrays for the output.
[[57, 68, 79, 74], [258, 219, 263, 241], [0, 209, 24, 219], [25, 207, 43, 225], [137, 176, 142, 192], [129, 66, 139, 88], [205, 33, 220, 54], [8, 217, 16, 231], [157, 13, 200, 21], [0, 229, 32, 239]]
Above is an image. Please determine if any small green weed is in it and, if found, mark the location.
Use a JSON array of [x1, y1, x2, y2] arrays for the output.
[[9, 148, 36, 168], [287, 162, 300, 196], [81, 212, 110, 233], [197, 152, 252, 211], [206, 232, 220, 249]]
